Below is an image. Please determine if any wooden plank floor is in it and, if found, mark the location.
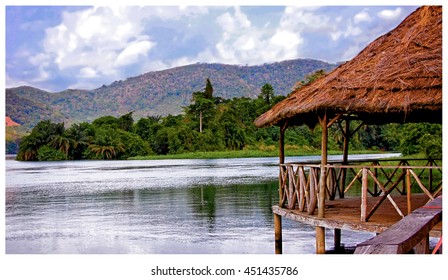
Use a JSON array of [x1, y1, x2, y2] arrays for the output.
[[273, 194, 442, 236]]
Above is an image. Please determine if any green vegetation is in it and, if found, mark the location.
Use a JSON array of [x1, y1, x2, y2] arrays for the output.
[[129, 148, 379, 160], [14, 77, 441, 161], [6, 59, 338, 130]]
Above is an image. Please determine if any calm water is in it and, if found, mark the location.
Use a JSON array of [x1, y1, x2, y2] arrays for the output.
[[5, 154, 398, 254]]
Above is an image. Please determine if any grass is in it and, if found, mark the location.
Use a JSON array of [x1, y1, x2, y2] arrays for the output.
[[128, 147, 387, 160]]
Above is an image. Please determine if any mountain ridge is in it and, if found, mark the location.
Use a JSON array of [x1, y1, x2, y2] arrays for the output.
[[6, 58, 338, 128]]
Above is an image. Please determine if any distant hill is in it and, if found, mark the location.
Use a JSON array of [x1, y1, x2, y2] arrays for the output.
[[5, 116, 21, 127], [6, 58, 337, 129]]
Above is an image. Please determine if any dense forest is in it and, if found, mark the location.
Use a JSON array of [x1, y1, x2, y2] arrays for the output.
[[15, 77, 442, 161]]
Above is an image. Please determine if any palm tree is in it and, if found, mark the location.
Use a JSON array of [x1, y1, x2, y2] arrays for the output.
[[17, 136, 40, 161], [88, 129, 125, 159], [66, 123, 93, 159], [88, 143, 125, 159], [51, 134, 71, 159]]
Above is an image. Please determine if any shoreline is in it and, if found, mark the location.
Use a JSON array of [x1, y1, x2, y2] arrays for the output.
[[6, 149, 397, 161], [128, 149, 392, 160]]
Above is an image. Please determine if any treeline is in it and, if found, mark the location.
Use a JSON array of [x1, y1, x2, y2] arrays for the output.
[[15, 79, 441, 161]]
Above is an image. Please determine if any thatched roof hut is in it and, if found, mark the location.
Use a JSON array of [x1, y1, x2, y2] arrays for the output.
[[254, 6, 442, 129]]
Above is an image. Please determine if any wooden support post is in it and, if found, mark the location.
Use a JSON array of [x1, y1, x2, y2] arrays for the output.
[[316, 226, 326, 254], [316, 112, 328, 254], [318, 112, 328, 218], [274, 213, 282, 254], [276, 124, 286, 254], [334, 228, 341, 252], [429, 160, 434, 192], [340, 119, 350, 199], [406, 169, 412, 215], [278, 123, 287, 205], [414, 234, 429, 254], [279, 123, 286, 165], [361, 168, 368, 222], [373, 167, 379, 196]]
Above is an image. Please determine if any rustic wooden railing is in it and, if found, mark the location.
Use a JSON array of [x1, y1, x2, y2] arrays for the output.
[[354, 196, 442, 254], [279, 159, 442, 222]]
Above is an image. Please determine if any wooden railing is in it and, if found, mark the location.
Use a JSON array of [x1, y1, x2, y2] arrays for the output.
[[279, 159, 442, 222], [355, 196, 442, 254]]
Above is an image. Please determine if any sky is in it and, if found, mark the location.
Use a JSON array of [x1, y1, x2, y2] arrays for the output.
[[5, 5, 421, 92]]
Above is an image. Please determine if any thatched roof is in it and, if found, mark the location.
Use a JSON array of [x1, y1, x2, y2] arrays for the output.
[[254, 6, 442, 128]]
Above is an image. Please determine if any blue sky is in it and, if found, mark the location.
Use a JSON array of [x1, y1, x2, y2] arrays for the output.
[[6, 5, 420, 92]]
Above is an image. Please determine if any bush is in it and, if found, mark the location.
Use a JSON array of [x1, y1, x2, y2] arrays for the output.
[[420, 136, 442, 159], [37, 145, 66, 161]]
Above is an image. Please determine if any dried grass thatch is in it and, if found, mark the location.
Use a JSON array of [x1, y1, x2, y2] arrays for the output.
[[254, 6, 442, 128]]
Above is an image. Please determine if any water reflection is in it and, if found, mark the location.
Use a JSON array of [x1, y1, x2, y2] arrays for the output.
[[5, 156, 390, 254], [189, 186, 217, 230]]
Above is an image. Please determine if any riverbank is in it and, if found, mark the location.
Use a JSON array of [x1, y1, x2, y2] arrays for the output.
[[128, 148, 389, 160]]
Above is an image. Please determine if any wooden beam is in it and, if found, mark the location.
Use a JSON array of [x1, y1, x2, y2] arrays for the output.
[[406, 169, 412, 214], [349, 121, 364, 138], [274, 213, 282, 254], [414, 234, 429, 254], [334, 228, 342, 251], [316, 226, 325, 254], [316, 112, 328, 254], [366, 169, 405, 220], [354, 196, 442, 254], [279, 122, 287, 164], [272, 194, 442, 236], [327, 113, 343, 128], [361, 168, 368, 222], [342, 119, 350, 164], [409, 169, 435, 200], [340, 119, 350, 199], [318, 112, 328, 218], [278, 122, 288, 206]]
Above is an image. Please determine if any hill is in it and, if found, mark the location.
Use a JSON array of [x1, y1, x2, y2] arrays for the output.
[[6, 116, 21, 127], [6, 58, 337, 129]]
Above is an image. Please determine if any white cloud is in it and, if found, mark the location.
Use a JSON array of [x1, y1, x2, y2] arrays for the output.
[[270, 30, 302, 49], [9, 6, 418, 91], [280, 6, 331, 32], [210, 6, 306, 65], [378, 8, 403, 20], [79, 67, 97, 78], [343, 22, 362, 38], [115, 40, 155, 67], [41, 7, 147, 74], [29, 53, 51, 66], [354, 10, 372, 24], [216, 6, 251, 34], [240, 37, 255, 51], [32, 6, 208, 85]]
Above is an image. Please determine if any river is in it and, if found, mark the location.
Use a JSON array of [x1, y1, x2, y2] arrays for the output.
[[5, 154, 399, 254]]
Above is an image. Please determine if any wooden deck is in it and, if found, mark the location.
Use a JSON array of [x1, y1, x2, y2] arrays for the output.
[[354, 196, 442, 254], [273, 193, 442, 237], [273, 159, 442, 254]]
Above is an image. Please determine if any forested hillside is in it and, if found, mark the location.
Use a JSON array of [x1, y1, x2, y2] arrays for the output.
[[14, 78, 442, 161], [6, 58, 337, 129]]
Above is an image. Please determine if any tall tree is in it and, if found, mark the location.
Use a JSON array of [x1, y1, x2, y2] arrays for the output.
[[204, 78, 214, 99], [187, 79, 216, 133], [118, 111, 134, 132], [258, 83, 275, 105]]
